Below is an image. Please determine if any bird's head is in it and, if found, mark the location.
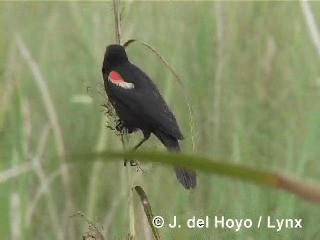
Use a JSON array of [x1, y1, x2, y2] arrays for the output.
[[102, 44, 128, 75]]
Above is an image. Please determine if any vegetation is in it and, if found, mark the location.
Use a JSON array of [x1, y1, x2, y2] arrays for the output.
[[1, 1, 320, 239]]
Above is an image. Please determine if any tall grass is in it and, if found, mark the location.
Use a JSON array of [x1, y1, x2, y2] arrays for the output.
[[1, 1, 320, 239]]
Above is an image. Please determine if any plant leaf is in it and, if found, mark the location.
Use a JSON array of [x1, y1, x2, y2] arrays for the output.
[[69, 150, 320, 204], [133, 186, 161, 240]]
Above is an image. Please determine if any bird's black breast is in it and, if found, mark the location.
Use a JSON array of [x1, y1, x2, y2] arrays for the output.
[[104, 62, 184, 140]]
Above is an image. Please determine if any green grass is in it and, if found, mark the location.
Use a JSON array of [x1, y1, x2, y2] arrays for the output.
[[1, 1, 320, 239]]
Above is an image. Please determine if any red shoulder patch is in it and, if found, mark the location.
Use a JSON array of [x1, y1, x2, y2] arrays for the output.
[[108, 71, 134, 89], [109, 71, 125, 83]]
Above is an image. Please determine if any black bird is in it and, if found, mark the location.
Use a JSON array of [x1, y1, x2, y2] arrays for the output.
[[102, 44, 196, 190]]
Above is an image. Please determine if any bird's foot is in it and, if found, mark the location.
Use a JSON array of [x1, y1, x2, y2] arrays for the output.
[[116, 120, 124, 132], [123, 159, 138, 166], [123, 159, 146, 174]]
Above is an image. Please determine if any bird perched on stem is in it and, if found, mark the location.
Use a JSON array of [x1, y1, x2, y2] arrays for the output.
[[102, 44, 196, 190]]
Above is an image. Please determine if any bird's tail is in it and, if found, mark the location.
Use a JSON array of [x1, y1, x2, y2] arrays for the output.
[[154, 131, 197, 190], [174, 166, 197, 190]]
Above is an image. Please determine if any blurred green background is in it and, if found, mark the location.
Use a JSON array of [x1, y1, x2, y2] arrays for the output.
[[1, 1, 320, 239]]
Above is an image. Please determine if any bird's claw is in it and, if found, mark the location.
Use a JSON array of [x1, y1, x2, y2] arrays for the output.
[[116, 120, 124, 132], [123, 159, 146, 174], [123, 159, 138, 166]]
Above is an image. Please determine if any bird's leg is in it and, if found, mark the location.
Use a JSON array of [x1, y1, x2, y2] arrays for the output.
[[123, 131, 151, 169], [132, 136, 149, 150]]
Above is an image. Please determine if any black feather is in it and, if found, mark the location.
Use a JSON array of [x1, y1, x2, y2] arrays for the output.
[[102, 44, 197, 190]]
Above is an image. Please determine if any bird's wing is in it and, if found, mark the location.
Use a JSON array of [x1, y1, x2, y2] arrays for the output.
[[106, 64, 184, 140], [108, 70, 135, 89]]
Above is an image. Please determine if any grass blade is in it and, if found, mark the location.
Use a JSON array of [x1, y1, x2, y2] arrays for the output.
[[133, 186, 161, 240], [69, 150, 320, 204]]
